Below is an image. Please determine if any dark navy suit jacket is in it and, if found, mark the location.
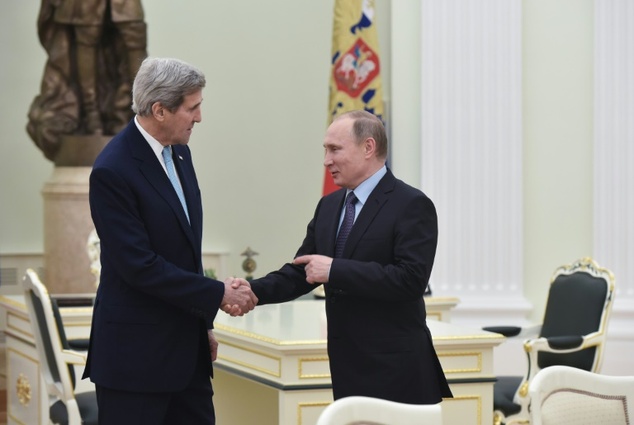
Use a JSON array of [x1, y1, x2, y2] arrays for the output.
[[83, 120, 224, 393], [250, 170, 452, 404]]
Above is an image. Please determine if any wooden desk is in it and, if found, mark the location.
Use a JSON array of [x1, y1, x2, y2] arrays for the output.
[[212, 300, 503, 425], [0, 295, 485, 425]]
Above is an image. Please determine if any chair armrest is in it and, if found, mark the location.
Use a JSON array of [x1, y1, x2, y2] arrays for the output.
[[525, 331, 604, 354], [68, 338, 90, 351], [483, 324, 541, 339], [546, 336, 584, 350], [578, 331, 604, 348], [60, 349, 87, 365], [516, 330, 607, 403], [483, 326, 521, 337]]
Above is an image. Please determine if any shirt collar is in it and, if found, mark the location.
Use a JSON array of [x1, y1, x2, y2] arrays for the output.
[[348, 165, 387, 207], [135, 116, 165, 157]]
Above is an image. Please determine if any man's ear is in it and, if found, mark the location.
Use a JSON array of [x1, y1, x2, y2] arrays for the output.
[[364, 137, 376, 158], [151, 102, 165, 121]]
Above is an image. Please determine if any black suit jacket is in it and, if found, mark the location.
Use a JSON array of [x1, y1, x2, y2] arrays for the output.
[[83, 120, 224, 393], [251, 169, 452, 404]]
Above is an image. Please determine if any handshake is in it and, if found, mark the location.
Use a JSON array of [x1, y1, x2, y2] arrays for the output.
[[221, 277, 258, 316]]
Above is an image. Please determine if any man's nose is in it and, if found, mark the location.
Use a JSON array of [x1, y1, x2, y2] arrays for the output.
[[324, 153, 333, 166]]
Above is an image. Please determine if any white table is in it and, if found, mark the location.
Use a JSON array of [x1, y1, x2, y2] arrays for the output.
[[212, 300, 503, 425], [0, 294, 495, 425]]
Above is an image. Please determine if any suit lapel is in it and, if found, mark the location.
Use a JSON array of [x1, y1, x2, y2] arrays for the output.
[[127, 124, 197, 247], [342, 171, 396, 258], [171, 145, 202, 242]]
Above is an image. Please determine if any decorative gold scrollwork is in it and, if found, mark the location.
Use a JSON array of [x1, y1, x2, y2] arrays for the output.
[[16, 373, 32, 406], [518, 380, 529, 398]]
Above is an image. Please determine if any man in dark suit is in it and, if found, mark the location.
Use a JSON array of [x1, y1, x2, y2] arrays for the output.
[[246, 110, 452, 404], [84, 57, 257, 424]]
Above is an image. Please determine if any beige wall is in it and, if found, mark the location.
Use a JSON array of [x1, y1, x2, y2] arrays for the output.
[[0, 1, 594, 322]]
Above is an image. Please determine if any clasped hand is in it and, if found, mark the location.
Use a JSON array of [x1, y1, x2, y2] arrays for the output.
[[221, 277, 258, 316], [220, 254, 331, 317]]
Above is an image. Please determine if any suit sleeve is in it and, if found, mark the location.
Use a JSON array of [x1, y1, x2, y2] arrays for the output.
[[249, 201, 323, 304]]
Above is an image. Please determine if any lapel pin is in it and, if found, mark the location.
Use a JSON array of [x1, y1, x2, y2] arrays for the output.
[[178, 155, 183, 160]]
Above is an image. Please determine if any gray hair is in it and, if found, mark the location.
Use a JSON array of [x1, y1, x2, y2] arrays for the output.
[[132, 57, 206, 116], [335, 110, 388, 159]]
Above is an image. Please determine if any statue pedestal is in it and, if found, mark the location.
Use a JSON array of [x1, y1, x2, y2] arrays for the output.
[[42, 167, 95, 294], [42, 134, 110, 294]]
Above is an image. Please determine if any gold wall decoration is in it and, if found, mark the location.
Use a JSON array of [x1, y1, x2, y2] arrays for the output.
[[16, 373, 32, 406], [241, 247, 258, 280]]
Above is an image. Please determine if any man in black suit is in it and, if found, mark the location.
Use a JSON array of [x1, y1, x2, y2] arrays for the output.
[[246, 110, 452, 404], [84, 57, 257, 424]]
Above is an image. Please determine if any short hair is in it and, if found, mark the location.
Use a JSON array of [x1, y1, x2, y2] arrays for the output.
[[132, 57, 206, 116], [335, 110, 388, 159]]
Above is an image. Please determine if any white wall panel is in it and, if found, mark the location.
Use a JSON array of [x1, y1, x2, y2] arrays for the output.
[[420, 0, 527, 323]]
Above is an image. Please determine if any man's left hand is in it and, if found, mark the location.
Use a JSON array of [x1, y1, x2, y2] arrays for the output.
[[293, 255, 333, 284]]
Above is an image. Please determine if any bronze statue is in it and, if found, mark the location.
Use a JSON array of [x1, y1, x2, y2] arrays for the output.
[[27, 0, 147, 163]]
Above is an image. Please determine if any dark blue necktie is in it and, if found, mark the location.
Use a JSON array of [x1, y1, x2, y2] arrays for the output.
[[335, 192, 357, 258]]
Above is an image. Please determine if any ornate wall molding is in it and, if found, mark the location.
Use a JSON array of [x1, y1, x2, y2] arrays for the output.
[[594, 0, 634, 302], [594, 0, 634, 346], [419, 0, 527, 323]]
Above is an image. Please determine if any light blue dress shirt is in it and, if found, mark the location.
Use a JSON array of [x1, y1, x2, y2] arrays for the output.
[[337, 165, 387, 234]]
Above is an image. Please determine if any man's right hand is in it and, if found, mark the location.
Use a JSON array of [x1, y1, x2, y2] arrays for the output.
[[221, 277, 258, 316]]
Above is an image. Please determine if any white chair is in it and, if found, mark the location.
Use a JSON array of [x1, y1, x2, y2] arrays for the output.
[[529, 365, 634, 425], [316, 396, 442, 425], [23, 268, 98, 425]]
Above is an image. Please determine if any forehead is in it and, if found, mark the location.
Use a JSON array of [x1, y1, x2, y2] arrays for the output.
[[180, 90, 203, 108], [324, 117, 354, 145]]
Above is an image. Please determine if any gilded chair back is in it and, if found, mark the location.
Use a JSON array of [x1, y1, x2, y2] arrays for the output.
[[23, 269, 75, 405], [23, 268, 98, 425], [538, 260, 614, 371]]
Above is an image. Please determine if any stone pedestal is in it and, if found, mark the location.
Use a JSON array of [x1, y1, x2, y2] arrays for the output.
[[41, 134, 110, 294], [42, 167, 95, 294]]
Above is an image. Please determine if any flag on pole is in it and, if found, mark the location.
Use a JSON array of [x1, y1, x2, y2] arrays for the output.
[[324, 0, 385, 196]]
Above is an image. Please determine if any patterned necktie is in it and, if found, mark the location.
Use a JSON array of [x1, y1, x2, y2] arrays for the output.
[[162, 146, 190, 223], [335, 191, 357, 258]]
